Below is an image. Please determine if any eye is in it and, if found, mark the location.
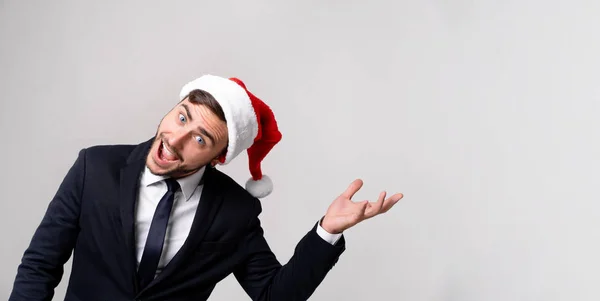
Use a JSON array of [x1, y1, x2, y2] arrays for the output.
[[195, 136, 205, 145], [179, 113, 186, 123]]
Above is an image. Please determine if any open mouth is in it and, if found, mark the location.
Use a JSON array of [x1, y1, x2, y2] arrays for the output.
[[155, 141, 180, 165]]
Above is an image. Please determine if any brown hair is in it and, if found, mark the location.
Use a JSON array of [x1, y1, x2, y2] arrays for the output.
[[186, 89, 227, 123], [185, 89, 229, 162]]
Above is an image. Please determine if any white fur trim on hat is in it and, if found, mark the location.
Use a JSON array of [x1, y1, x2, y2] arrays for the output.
[[179, 75, 259, 164]]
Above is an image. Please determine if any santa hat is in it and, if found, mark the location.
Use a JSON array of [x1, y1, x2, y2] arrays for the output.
[[179, 75, 282, 198]]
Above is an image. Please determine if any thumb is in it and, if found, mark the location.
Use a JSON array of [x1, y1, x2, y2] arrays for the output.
[[341, 179, 363, 199]]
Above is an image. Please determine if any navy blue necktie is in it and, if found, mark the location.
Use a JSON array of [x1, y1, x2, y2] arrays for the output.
[[138, 178, 180, 288]]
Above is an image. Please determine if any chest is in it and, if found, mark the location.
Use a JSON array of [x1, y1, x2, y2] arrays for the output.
[[134, 185, 204, 266]]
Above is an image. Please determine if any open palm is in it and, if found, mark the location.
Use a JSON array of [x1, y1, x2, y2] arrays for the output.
[[321, 179, 404, 234]]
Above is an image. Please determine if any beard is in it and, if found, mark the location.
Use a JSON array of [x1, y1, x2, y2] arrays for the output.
[[146, 133, 205, 178]]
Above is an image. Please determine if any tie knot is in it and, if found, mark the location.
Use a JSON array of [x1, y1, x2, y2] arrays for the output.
[[164, 178, 180, 193]]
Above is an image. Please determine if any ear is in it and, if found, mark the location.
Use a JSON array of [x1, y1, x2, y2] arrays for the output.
[[210, 154, 226, 167]]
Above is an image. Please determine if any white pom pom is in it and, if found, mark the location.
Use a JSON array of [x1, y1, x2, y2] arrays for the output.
[[245, 174, 273, 198]]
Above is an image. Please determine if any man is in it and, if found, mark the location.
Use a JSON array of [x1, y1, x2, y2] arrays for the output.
[[10, 75, 403, 300]]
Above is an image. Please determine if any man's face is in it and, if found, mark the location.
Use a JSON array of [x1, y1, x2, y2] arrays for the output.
[[146, 97, 228, 178]]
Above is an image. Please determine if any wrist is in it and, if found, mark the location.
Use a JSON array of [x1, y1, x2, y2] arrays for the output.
[[320, 215, 342, 234]]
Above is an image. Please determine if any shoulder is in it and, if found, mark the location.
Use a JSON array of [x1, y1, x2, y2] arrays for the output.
[[84, 143, 135, 158], [209, 168, 262, 216], [80, 138, 153, 166]]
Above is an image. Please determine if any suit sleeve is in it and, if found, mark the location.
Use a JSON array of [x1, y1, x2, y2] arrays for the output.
[[233, 199, 346, 301], [9, 149, 87, 301]]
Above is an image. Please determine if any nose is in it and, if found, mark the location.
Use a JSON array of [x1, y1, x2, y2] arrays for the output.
[[167, 128, 188, 150]]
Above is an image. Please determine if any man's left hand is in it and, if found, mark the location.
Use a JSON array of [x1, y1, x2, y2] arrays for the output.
[[321, 179, 403, 234]]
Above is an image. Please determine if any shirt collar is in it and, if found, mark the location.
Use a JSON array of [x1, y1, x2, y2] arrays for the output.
[[140, 166, 206, 202]]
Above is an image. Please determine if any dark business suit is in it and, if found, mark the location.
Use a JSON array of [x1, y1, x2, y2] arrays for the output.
[[10, 138, 345, 301]]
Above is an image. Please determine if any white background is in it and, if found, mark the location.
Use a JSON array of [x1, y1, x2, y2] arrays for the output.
[[1, 0, 599, 300]]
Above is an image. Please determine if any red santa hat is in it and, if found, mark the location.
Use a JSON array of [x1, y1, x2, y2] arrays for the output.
[[179, 74, 282, 198]]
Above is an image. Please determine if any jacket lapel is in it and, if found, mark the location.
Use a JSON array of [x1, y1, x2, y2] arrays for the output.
[[139, 166, 225, 293], [119, 138, 154, 293]]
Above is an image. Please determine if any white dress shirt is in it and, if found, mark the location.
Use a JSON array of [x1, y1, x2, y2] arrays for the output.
[[134, 166, 342, 274]]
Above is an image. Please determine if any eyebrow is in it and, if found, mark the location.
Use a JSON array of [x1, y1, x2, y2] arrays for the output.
[[181, 103, 215, 145], [181, 104, 194, 122]]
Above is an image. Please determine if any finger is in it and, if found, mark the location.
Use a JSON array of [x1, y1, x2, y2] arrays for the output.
[[341, 179, 363, 200], [381, 193, 404, 213], [360, 200, 369, 217], [348, 200, 369, 223], [364, 191, 386, 219]]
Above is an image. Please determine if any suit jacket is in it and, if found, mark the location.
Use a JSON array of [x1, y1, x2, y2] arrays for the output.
[[10, 138, 346, 301]]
